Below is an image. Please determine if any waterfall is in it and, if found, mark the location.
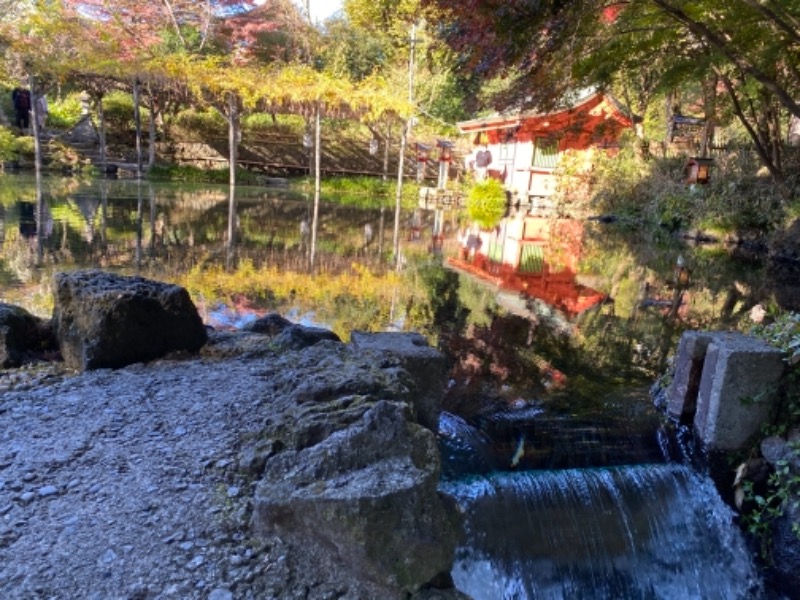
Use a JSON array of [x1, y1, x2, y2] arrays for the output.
[[440, 464, 764, 599]]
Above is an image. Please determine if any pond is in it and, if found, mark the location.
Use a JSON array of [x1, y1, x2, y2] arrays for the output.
[[0, 172, 787, 598]]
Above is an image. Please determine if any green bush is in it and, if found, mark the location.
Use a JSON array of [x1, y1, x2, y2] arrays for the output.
[[585, 142, 793, 234], [242, 112, 303, 136], [467, 178, 507, 229], [47, 93, 84, 130], [0, 127, 19, 161], [0, 127, 33, 161], [101, 91, 149, 136], [172, 108, 226, 137]]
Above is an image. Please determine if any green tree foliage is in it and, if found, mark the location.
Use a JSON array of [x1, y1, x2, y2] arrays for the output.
[[413, 259, 469, 336], [318, 17, 388, 82], [422, 0, 800, 179], [344, 0, 421, 57]]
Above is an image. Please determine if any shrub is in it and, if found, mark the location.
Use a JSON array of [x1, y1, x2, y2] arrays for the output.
[[172, 108, 226, 137], [467, 178, 507, 229], [0, 127, 19, 161], [101, 91, 149, 137], [47, 93, 84, 130], [0, 127, 33, 161]]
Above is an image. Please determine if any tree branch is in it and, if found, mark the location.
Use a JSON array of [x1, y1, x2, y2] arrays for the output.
[[716, 68, 783, 181], [652, 0, 800, 120]]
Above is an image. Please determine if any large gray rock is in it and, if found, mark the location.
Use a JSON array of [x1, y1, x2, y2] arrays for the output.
[[351, 331, 447, 432], [251, 401, 459, 595], [52, 270, 207, 370], [271, 323, 341, 350], [769, 502, 800, 598], [0, 303, 55, 367], [245, 338, 460, 596]]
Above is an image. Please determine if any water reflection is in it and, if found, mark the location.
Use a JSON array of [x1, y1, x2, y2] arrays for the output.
[[0, 172, 777, 383], [0, 174, 412, 288]]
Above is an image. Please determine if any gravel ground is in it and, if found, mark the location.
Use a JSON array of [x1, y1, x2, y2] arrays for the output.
[[0, 340, 342, 600]]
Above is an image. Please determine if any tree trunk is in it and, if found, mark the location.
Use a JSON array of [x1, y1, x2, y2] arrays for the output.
[[133, 79, 144, 178], [228, 93, 238, 188], [227, 93, 239, 264], [97, 96, 107, 170], [310, 105, 321, 269], [393, 120, 409, 269], [28, 72, 42, 179], [383, 123, 391, 182], [148, 92, 157, 168], [700, 75, 717, 157]]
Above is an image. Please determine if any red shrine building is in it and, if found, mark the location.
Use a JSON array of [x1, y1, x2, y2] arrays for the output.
[[457, 89, 632, 205], [448, 90, 632, 316]]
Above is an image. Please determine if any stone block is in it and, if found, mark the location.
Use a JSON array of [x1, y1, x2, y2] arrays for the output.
[[667, 331, 716, 424], [693, 332, 785, 451]]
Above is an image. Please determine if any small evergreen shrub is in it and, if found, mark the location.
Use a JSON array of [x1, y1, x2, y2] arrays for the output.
[[47, 93, 84, 130], [467, 178, 507, 229], [173, 108, 226, 137], [0, 128, 33, 161], [102, 91, 149, 137]]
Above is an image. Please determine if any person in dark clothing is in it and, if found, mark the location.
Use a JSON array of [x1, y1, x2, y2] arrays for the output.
[[12, 87, 31, 130]]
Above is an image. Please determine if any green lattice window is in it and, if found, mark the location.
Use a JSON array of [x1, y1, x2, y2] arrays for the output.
[[532, 138, 559, 169], [519, 244, 545, 274], [488, 241, 504, 263]]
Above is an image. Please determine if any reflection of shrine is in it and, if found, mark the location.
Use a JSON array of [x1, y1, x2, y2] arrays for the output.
[[447, 217, 605, 317]]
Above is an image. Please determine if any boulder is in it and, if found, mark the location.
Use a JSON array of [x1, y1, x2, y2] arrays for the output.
[[52, 270, 207, 370], [768, 218, 800, 311], [242, 312, 293, 336], [251, 401, 459, 595], [0, 303, 56, 367], [271, 323, 341, 350], [247, 338, 460, 596], [761, 436, 800, 476], [351, 331, 447, 432], [252, 342, 418, 452], [769, 502, 800, 597]]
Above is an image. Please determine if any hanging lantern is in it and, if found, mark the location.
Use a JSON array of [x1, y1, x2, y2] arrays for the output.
[[674, 255, 690, 287], [369, 137, 379, 156], [437, 140, 453, 162], [684, 157, 713, 184], [416, 143, 430, 163]]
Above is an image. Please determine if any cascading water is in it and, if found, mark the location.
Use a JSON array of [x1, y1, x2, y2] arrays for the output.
[[438, 411, 767, 600]]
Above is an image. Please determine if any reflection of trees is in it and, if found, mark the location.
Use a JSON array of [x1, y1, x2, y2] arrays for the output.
[[408, 259, 469, 340], [434, 259, 688, 417], [3, 176, 419, 319]]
